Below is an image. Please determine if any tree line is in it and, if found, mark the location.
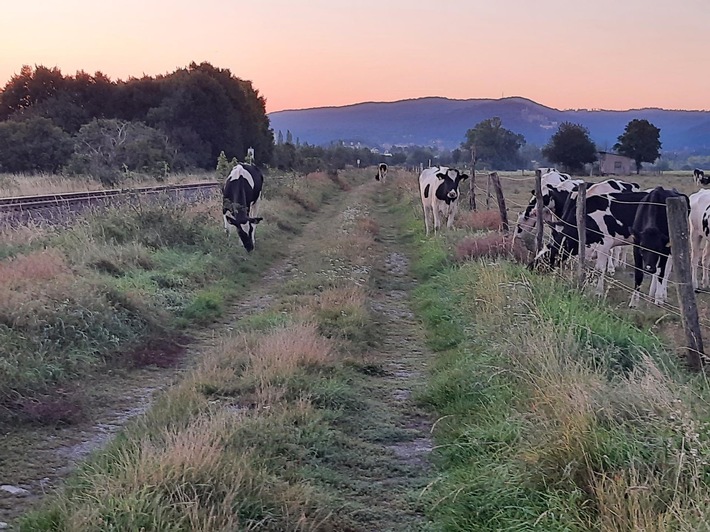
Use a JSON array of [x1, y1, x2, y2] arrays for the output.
[[271, 115, 662, 177], [462, 117, 662, 174], [0, 63, 663, 181], [0, 63, 273, 183]]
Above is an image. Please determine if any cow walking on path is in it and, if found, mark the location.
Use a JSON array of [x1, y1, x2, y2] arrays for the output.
[[222, 163, 264, 252], [375, 163, 388, 182]]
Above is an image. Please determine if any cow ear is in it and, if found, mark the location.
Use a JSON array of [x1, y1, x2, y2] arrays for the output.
[[459, 173, 469, 180], [250, 217, 264, 224], [436, 173, 447, 180]]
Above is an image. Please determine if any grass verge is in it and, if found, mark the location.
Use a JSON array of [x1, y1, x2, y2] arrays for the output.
[[386, 169, 710, 531]]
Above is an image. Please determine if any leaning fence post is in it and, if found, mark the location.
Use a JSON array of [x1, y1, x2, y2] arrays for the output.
[[576, 183, 587, 288], [534, 169, 544, 254], [667, 196, 704, 371], [489, 172, 509, 233]]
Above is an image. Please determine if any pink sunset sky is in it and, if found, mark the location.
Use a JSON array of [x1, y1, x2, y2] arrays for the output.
[[2, 0, 708, 114]]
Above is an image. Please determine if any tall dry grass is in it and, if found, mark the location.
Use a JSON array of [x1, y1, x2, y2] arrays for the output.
[[53, 410, 335, 531], [464, 262, 710, 529]]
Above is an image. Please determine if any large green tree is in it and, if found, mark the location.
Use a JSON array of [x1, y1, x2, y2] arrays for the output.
[[614, 119, 662, 174], [462, 117, 525, 170], [542, 122, 597, 173], [0, 63, 274, 173]]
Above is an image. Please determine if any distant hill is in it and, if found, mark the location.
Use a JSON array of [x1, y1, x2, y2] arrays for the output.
[[268, 97, 710, 153]]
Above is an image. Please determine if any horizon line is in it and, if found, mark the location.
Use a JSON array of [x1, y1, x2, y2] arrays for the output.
[[268, 95, 710, 115]]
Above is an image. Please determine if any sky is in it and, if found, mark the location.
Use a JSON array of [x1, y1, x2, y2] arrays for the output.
[[2, 0, 709, 114]]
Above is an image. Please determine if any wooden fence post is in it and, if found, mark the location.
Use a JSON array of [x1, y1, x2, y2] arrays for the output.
[[469, 148, 477, 211], [667, 196, 704, 371], [486, 173, 492, 210], [489, 172, 509, 233], [576, 183, 587, 288], [535, 169, 544, 254]]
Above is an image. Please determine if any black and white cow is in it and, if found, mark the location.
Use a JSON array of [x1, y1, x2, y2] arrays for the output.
[[514, 170, 573, 238], [694, 168, 710, 185], [222, 163, 264, 252], [375, 163, 388, 182], [688, 189, 710, 290], [630, 187, 689, 307], [419, 166, 469, 235], [544, 190, 649, 295], [515, 178, 584, 239]]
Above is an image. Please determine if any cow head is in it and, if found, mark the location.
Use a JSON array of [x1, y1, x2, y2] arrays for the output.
[[635, 227, 670, 274], [224, 205, 263, 253], [435, 168, 469, 202]]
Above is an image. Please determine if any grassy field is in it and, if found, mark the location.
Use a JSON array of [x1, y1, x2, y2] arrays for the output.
[[5, 166, 710, 530]]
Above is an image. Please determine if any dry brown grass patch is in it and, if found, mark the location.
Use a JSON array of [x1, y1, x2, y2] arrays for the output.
[[592, 468, 672, 532], [456, 233, 532, 264], [251, 323, 334, 379], [456, 210, 503, 231], [316, 285, 367, 313], [0, 249, 70, 288], [356, 218, 380, 236], [285, 189, 319, 212]]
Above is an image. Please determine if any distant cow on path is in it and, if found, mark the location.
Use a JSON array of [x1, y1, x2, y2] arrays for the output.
[[222, 163, 264, 252], [419, 166, 469, 235], [694, 168, 710, 185], [375, 163, 388, 182]]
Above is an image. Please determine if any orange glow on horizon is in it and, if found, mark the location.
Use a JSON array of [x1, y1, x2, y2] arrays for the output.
[[2, 0, 710, 114]]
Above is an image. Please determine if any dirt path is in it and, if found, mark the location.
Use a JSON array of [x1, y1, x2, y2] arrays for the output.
[[0, 179, 437, 530]]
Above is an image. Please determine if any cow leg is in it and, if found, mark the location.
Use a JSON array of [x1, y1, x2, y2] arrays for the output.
[[422, 205, 432, 236], [629, 245, 644, 307], [247, 200, 260, 243], [656, 257, 672, 305], [614, 246, 627, 270], [432, 205, 442, 234], [691, 231, 703, 289], [223, 214, 233, 235], [594, 245, 610, 296], [702, 240, 710, 288], [447, 202, 458, 230]]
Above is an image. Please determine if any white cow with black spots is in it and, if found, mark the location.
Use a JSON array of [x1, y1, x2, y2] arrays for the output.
[[222, 163, 264, 252], [689, 189, 710, 289], [419, 166, 469, 236]]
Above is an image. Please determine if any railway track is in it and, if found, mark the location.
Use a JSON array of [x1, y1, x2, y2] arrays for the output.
[[0, 181, 222, 227], [0, 181, 221, 211]]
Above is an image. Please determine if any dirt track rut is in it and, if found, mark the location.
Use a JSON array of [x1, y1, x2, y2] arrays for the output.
[[1, 179, 437, 530]]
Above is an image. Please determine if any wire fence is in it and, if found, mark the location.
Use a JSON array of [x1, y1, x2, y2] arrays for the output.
[[465, 175, 710, 356]]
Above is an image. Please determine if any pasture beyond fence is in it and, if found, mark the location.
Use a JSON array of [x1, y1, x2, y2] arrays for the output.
[[468, 170, 707, 370]]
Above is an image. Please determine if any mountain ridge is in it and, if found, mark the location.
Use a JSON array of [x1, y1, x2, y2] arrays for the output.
[[268, 96, 710, 153]]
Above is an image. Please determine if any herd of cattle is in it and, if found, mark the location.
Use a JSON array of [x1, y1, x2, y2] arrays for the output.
[[414, 164, 710, 308], [220, 161, 710, 309], [510, 169, 710, 308]]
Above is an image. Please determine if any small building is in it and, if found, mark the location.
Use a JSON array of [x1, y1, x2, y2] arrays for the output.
[[597, 151, 635, 176]]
